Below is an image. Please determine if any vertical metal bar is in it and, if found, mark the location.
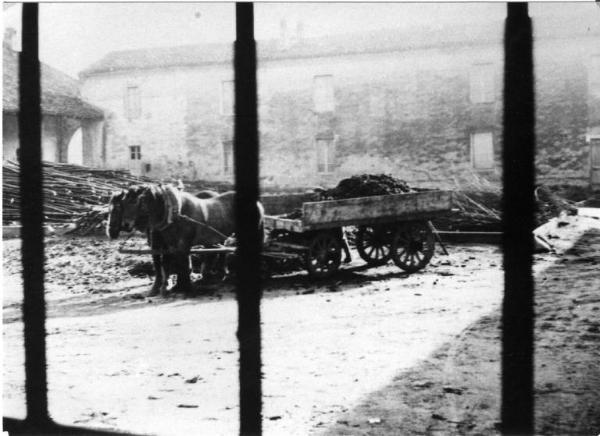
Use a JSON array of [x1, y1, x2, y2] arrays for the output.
[[19, 2, 50, 427], [502, 3, 535, 435], [234, 3, 262, 435]]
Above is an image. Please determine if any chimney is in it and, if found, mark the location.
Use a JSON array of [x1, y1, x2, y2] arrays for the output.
[[3, 27, 17, 51]]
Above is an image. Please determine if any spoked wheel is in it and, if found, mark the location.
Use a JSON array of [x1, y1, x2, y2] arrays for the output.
[[356, 225, 393, 266], [391, 222, 435, 273], [306, 231, 342, 279]]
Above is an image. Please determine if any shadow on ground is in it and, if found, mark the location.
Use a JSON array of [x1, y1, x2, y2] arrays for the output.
[[323, 229, 600, 436]]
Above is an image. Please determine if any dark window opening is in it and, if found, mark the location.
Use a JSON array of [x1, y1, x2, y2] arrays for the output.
[[129, 145, 141, 160]]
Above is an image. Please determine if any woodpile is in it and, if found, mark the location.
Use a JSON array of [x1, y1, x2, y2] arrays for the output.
[[432, 174, 578, 232], [2, 160, 153, 231]]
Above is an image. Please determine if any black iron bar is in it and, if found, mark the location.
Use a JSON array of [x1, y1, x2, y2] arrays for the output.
[[502, 3, 535, 435], [234, 3, 263, 435], [18, 2, 50, 429]]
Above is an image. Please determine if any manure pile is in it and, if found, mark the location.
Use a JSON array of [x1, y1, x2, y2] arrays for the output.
[[281, 174, 412, 219], [320, 174, 412, 200]]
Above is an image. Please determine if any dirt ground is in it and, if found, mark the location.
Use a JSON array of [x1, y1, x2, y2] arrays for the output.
[[2, 213, 599, 435], [326, 213, 600, 436]]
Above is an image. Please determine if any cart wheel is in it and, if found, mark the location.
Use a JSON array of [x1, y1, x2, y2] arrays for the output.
[[356, 225, 393, 266], [306, 231, 342, 279], [391, 222, 435, 273]]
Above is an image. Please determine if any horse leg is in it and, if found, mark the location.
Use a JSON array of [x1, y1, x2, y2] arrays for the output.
[[214, 254, 226, 280], [149, 253, 163, 296], [159, 254, 173, 297], [148, 231, 166, 296], [198, 254, 208, 281], [172, 252, 192, 295]]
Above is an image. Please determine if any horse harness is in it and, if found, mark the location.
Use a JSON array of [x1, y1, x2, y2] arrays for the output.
[[148, 184, 229, 242]]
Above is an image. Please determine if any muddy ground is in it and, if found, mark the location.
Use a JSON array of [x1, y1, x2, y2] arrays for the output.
[[2, 213, 599, 435]]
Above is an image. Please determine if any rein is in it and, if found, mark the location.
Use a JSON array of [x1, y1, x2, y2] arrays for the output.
[[176, 213, 229, 241]]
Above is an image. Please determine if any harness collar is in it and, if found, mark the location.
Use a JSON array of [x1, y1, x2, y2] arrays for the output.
[[151, 184, 182, 231]]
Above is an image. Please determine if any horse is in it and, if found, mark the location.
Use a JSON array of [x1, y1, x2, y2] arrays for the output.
[[108, 185, 174, 295], [113, 184, 264, 296], [107, 186, 227, 294]]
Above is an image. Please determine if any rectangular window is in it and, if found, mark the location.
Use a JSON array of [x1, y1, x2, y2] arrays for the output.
[[316, 137, 335, 173], [313, 75, 334, 112], [589, 55, 600, 98], [223, 140, 233, 174], [129, 145, 141, 160], [470, 132, 494, 169], [469, 63, 495, 103], [221, 80, 234, 115], [125, 85, 141, 119]]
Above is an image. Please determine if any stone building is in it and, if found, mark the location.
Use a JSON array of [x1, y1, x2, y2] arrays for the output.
[[80, 12, 600, 189], [2, 34, 104, 165]]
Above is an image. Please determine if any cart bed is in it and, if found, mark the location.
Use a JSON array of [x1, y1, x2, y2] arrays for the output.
[[264, 190, 453, 232]]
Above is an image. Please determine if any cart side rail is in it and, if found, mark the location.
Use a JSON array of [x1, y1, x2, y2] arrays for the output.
[[301, 190, 453, 230]]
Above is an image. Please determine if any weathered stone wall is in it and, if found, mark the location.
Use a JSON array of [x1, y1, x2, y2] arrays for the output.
[[2, 113, 97, 165], [2, 113, 61, 162], [81, 34, 599, 189], [534, 38, 599, 185], [2, 114, 19, 161]]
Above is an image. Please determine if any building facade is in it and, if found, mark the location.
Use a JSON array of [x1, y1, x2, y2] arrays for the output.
[[2, 36, 105, 166], [80, 13, 600, 189]]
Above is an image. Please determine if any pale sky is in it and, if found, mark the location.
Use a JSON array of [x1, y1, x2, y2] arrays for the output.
[[2, 2, 597, 79]]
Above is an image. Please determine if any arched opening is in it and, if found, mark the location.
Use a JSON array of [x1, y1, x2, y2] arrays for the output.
[[66, 127, 83, 165]]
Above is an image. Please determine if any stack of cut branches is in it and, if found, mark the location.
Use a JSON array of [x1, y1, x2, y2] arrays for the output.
[[2, 160, 153, 228], [432, 172, 579, 231], [433, 191, 502, 232]]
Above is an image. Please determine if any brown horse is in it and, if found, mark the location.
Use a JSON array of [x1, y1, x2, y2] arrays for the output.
[[112, 184, 264, 296]]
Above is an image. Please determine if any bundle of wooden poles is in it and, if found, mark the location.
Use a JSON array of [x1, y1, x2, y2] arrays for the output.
[[2, 160, 153, 233], [432, 173, 578, 232]]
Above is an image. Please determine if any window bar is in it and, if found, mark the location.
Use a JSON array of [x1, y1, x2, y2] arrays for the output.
[[5, 5, 145, 434], [233, 3, 263, 435], [18, 3, 49, 429], [501, 3, 535, 435]]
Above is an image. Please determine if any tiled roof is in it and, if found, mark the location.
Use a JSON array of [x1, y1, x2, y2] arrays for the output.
[[3, 45, 104, 119], [80, 25, 503, 77], [80, 16, 600, 78]]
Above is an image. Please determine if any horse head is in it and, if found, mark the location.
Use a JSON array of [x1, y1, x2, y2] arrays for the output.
[[121, 185, 151, 233], [136, 184, 169, 231], [107, 190, 126, 239]]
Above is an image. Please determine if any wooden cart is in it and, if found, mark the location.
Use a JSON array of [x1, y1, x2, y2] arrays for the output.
[[263, 190, 453, 278]]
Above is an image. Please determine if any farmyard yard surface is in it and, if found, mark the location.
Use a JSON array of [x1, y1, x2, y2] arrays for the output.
[[3, 213, 599, 435]]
